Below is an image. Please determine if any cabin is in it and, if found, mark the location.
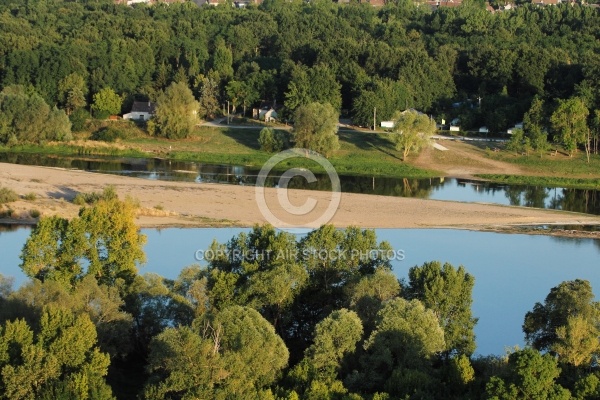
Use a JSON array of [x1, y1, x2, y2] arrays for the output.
[[123, 101, 156, 121]]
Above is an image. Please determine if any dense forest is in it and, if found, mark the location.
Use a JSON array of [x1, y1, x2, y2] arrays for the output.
[[0, 0, 599, 147], [0, 191, 599, 399]]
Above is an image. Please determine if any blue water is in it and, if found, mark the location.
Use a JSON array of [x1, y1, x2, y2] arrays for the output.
[[2, 226, 599, 356]]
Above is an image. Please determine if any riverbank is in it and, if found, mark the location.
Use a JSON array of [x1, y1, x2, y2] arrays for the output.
[[2, 163, 600, 235]]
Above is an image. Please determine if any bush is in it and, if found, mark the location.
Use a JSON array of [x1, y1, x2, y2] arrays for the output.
[[73, 186, 118, 205], [0, 187, 18, 204], [258, 128, 286, 152], [70, 108, 91, 132], [92, 126, 127, 142], [23, 192, 37, 201], [29, 209, 41, 218]]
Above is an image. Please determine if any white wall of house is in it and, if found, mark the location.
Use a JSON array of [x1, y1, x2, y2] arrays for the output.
[[123, 111, 152, 121]]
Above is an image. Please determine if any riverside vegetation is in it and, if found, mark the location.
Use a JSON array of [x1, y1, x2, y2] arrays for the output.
[[0, 192, 599, 399], [1, 0, 600, 185]]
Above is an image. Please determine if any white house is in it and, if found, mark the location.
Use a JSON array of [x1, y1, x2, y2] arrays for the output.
[[479, 126, 489, 134], [123, 101, 156, 121], [381, 121, 395, 129]]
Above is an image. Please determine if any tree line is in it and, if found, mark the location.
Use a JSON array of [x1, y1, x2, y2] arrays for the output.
[[0, 190, 598, 399], [0, 0, 600, 156]]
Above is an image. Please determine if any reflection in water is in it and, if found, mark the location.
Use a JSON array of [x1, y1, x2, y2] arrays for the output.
[[1, 152, 599, 215]]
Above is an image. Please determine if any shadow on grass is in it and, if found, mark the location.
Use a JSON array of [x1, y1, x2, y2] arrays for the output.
[[338, 129, 401, 161], [218, 127, 263, 151]]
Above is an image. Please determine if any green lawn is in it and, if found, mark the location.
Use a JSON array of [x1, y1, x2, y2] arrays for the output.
[[127, 126, 440, 178]]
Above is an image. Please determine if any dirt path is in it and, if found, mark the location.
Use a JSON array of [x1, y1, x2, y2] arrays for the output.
[[413, 140, 523, 178], [2, 163, 599, 232]]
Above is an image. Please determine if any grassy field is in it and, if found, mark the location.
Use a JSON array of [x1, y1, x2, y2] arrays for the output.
[[476, 174, 600, 189], [126, 126, 440, 178]]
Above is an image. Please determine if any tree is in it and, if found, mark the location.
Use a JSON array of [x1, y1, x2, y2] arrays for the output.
[[523, 279, 600, 364], [288, 309, 363, 398], [258, 127, 285, 152], [524, 96, 550, 157], [356, 298, 445, 393], [57, 73, 88, 115], [292, 102, 339, 157], [154, 81, 199, 139], [0, 85, 72, 144], [391, 109, 436, 160], [485, 348, 571, 400], [145, 306, 289, 399], [20, 188, 146, 291], [91, 87, 122, 119], [196, 73, 220, 120], [405, 261, 478, 357], [550, 97, 590, 160], [207, 225, 307, 328], [211, 38, 234, 82], [0, 306, 113, 400]]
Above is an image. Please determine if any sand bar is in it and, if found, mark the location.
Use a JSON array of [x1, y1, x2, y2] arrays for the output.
[[1, 162, 600, 232]]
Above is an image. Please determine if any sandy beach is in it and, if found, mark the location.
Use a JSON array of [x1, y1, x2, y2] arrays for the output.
[[1, 162, 600, 233]]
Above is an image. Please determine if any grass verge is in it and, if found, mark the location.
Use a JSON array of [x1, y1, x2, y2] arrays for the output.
[[477, 174, 600, 190]]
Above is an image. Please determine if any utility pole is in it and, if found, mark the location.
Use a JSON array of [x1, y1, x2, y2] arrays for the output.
[[227, 100, 230, 125], [373, 107, 376, 131]]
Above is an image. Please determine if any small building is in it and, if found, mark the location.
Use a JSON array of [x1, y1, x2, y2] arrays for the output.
[[381, 121, 395, 129], [253, 100, 280, 122], [450, 126, 460, 132], [123, 101, 156, 121], [479, 126, 489, 134]]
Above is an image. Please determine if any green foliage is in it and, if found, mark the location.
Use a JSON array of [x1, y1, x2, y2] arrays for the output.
[[0, 306, 113, 400], [145, 306, 288, 399], [485, 348, 570, 400], [355, 298, 445, 394], [91, 126, 127, 143], [0, 86, 72, 145], [0, 186, 18, 204], [551, 98, 590, 158], [196, 73, 221, 120], [523, 279, 600, 364], [293, 102, 340, 157], [391, 109, 436, 160], [20, 190, 146, 290], [406, 261, 478, 357], [92, 88, 122, 119], [69, 108, 90, 132], [258, 127, 286, 152], [154, 81, 199, 139]]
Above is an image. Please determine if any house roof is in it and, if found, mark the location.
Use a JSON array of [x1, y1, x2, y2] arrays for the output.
[[130, 101, 156, 114]]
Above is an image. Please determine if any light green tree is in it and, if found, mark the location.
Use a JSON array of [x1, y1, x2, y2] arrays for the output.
[[258, 127, 285, 152], [553, 315, 600, 368], [523, 96, 550, 157], [293, 102, 340, 157], [154, 81, 199, 139], [20, 188, 146, 290], [91, 87, 122, 118], [406, 261, 478, 357], [391, 109, 436, 160], [550, 97, 590, 160], [524, 279, 600, 360], [0, 306, 113, 400]]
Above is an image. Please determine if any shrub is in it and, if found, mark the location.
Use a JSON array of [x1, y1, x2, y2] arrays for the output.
[[29, 209, 41, 218], [259, 127, 286, 152], [23, 192, 37, 201], [0, 187, 18, 204], [73, 186, 118, 206], [70, 108, 91, 132], [92, 126, 127, 142]]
